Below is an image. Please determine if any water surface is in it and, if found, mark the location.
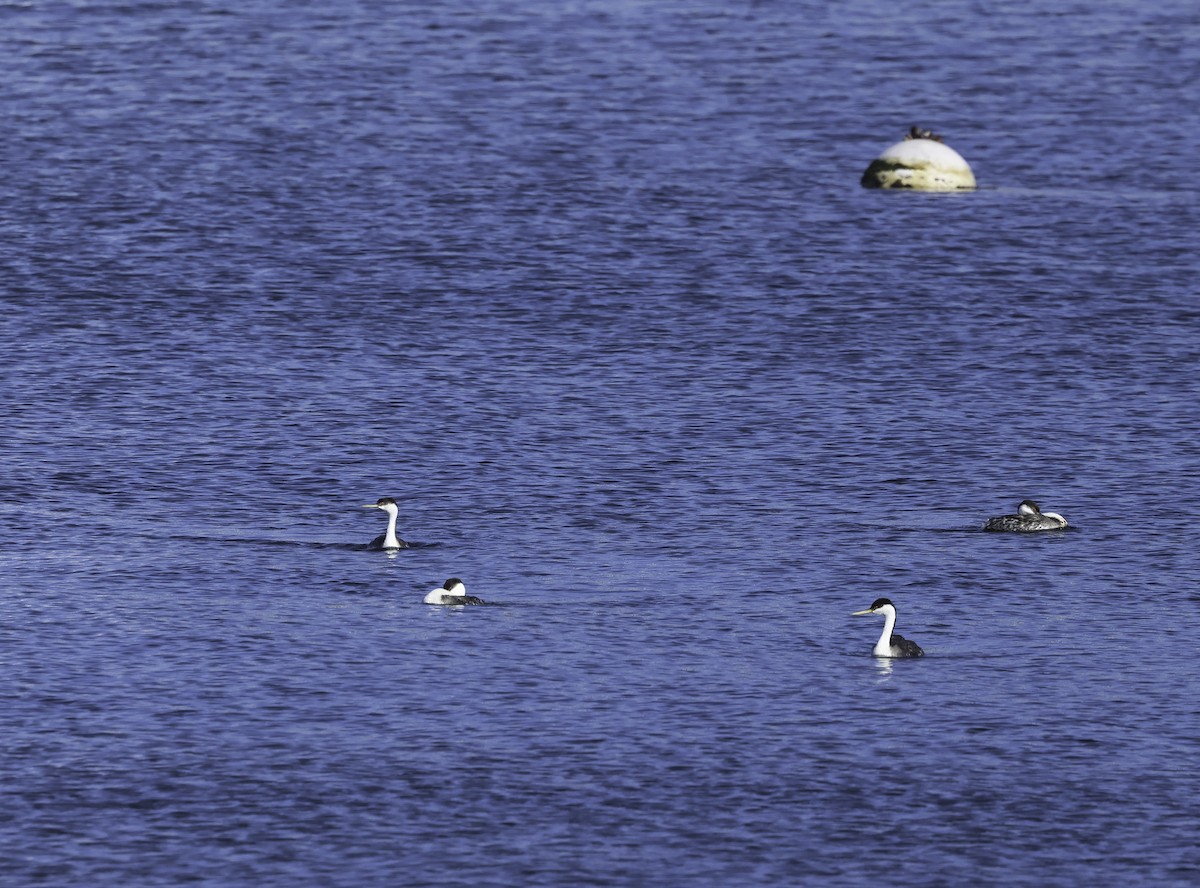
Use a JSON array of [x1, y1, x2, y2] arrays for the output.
[[3, 1, 1199, 885]]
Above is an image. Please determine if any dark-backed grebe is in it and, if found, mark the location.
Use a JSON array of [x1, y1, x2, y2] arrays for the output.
[[983, 499, 1068, 532], [852, 598, 924, 658], [362, 497, 408, 549], [424, 578, 485, 606], [904, 125, 943, 142]]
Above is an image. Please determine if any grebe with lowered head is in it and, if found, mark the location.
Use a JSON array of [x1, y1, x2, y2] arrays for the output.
[[852, 598, 924, 658], [362, 497, 408, 550], [983, 499, 1068, 532], [424, 578, 485, 606]]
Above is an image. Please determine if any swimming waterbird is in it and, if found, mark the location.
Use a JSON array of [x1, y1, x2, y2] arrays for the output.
[[852, 597, 925, 658]]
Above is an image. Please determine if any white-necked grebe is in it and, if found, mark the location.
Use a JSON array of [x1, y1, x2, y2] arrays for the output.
[[852, 598, 924, 658], [362, 497, 408, 549], [983, 499, 1068, 532], [424, 578, 485, 606]]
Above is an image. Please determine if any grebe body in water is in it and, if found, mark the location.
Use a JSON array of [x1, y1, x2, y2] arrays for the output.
[[424, 578, 485, 606], [362, 497, 408, 549], [984, 499, 1068, 532], [852, 598, 924, 658]]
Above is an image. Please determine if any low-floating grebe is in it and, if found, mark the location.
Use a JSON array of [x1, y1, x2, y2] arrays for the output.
[[983, 499, 1068, 532], [852, 598, 924, 658], [424, 578, 485, 606], [362, 497, 408, 550]]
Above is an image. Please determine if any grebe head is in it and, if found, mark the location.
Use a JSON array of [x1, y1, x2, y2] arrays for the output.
[[441, 578, 466, 595], [852, 597, 895, 617], [363, 496, 399, 515], [1015, 500, 1067, 526]]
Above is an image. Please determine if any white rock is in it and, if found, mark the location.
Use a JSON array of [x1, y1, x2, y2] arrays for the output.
[[861, 135, 976, 191]]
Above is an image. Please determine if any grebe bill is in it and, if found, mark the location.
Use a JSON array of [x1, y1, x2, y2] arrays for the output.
[[362, 496, 408, 549], [852, 597, 924, 658], [984, 499, 1068, 532], [424, 578, 485, 606]]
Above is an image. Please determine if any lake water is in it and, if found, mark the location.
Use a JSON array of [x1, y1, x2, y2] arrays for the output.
[[3, 1, 1199, 885]]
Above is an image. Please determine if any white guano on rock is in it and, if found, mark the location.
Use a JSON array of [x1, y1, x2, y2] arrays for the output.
[[861, 129, 976, 191]]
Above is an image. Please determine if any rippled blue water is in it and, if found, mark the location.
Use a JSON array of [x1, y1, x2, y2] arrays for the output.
[[3, 1, 1199, 885]]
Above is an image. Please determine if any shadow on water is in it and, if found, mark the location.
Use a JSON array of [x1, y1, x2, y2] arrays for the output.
[[154, 532, 444, 551]]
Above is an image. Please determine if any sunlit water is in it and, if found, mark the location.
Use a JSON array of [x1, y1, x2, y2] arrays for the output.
[[3, 1, 1199, 885]]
